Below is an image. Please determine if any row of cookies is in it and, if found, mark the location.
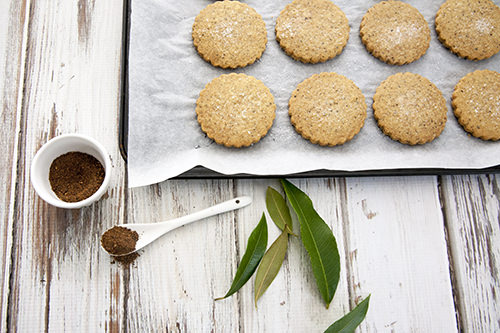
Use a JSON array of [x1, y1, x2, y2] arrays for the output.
[[192, 0, 500, 68], [196, 70, 500, 147], [362, 0, 500, 64]]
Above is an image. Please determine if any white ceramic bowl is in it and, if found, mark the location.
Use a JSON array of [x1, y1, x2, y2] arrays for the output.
[[31, 134, 112, 209]]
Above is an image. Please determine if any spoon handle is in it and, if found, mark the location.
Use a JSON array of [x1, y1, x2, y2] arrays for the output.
[[159, 196, 252, 233]]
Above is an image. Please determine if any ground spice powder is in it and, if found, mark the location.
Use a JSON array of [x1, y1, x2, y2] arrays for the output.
[[49, 151, 105, 202], [101, 226, 139, 256], [112, 252, 140, 266]]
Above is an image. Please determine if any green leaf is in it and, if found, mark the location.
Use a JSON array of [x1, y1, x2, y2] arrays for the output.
[[266, 186, 295, 235], [281, 179, 340, 309], [216, 213, 268, 300], [324, 295, 371, 333], [254, 229, 288, 306]]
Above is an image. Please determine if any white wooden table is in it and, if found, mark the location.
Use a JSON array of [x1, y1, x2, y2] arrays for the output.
[[1, 0, 499, 331]]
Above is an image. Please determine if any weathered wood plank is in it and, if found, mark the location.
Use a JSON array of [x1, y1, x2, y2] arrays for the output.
[[7, 0, 127, 331], [440, 175, 500, 332], [343, 176, 457, 332], [0, 0, 30, 330], [125, 180, 240, 331]]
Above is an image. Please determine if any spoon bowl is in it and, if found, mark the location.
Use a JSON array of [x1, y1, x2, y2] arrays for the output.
[[101, 196, 252, 256]]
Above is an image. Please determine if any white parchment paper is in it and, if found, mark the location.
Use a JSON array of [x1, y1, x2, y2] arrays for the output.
[[128, 0, 500, 188]]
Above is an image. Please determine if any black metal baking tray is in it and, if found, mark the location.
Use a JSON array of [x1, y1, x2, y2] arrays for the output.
[[118, 0, 500, 178]]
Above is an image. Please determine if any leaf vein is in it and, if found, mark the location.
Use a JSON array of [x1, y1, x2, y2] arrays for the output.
[[288, 191, 330, 299]]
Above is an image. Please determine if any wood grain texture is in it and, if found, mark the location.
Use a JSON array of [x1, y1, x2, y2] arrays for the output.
[[2, 0, 126, 331], [343, 176, 458, 332], [441, 175, 500, 332], [0, 1, 29, 331], [126, 180, 240, 331]]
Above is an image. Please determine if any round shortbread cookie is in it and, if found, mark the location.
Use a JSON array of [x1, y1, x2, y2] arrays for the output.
[[452, 70, 500, 140], [436, 0, 500, 60], [360, 1, 431, 65], [275, 0, 350, 64], [288, 73, 366, 146], [196, 74, 276, 148], [192, 1, 267, 69], [373, 73, 447, 145]]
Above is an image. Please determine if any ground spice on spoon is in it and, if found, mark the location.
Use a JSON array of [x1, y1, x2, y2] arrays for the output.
[[101, 226, 140, 265], [49, 152, 105, 202]]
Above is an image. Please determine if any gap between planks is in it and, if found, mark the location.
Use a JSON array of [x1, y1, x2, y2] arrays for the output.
[[438, 175, 464, 332]]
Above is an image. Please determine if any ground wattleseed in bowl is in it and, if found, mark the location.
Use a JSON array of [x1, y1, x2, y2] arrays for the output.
[[48, 151, 105, 202]]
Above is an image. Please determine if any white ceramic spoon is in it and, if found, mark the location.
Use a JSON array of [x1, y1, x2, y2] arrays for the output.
[[101, 196, 252, 256]]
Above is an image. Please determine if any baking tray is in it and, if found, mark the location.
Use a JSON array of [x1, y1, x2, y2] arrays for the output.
[[118, 0, 500, 178]]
